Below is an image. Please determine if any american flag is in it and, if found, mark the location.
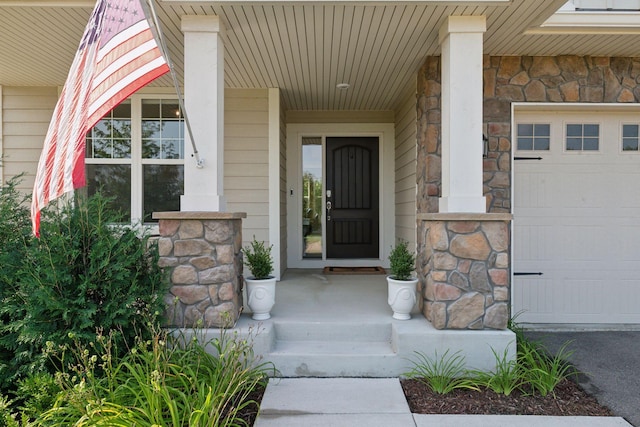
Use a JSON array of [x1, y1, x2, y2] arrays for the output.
[[31, 0, 169, 236]]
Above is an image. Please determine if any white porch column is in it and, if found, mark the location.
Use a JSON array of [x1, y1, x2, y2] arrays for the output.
[[438, 16, 486, 213], [180, 16, 226, 211]]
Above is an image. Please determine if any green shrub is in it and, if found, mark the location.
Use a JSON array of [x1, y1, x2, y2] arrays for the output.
[[468, 346, 523, 396], [518, 338, 576, 397], [36, 324, 272, 426], [243, 237, 274, 280], [405, 320, 578, 398], [0, 191, 168, 391], [388, 240, 415, 281], [405, 349, 479, 394]]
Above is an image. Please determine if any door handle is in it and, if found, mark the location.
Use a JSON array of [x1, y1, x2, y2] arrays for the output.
[[326, 201, 332, 221]]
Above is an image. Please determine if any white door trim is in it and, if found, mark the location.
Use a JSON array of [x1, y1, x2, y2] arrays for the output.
[[286, 123, 395, 269]]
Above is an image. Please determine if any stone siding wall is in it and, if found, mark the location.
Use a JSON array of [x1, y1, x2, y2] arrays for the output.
[[418, 214, 511, 330], [154, 212, 246, 328], [417, 55, 640, 214]]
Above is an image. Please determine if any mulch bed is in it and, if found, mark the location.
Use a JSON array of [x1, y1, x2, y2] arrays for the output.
[[243, 377, 614, 425], [401, 377, 614, 416]]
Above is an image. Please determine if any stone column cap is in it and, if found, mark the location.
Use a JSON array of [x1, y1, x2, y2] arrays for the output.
[[418, 212, 512, 221], [152, 211, 247, 220]]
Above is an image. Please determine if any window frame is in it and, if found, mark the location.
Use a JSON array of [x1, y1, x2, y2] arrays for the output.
[[621, 122, 640, 152], [85, 93, 185, 226], [563, 122, 601, 152], [515, 122, 552, 152]]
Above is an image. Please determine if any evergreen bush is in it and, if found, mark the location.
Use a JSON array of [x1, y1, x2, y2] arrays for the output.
[[0, 189, 168, 391], [243, 237, 274, 280], [388, 240, 415, 281]]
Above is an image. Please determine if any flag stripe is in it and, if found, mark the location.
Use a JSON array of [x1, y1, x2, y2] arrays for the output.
[[93, 35, 158, 87], [89, 53, 167, 126], [90, 58, 167, 124], [31, 0, 169, 236]]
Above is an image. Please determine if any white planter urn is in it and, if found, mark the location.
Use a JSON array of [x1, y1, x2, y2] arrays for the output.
[[245, 277, 276, 320], [387, 276, 418, 320]]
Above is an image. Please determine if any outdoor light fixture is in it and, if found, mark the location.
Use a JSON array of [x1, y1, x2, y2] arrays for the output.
[[483, 134, 489, 158], [336, 83, 350, 90]]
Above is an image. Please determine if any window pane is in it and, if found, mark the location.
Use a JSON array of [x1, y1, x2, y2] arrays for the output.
[[583, 137, 599, 151], [623, 138, 638, 151], [566, 137, 582, 151], [623, 124, 639, 138], [584, 124, 599, 137], [622, 124, 639, 151], [535, 137, 550, 151], [517, 137, 533, 150], [566, 124, 583, 137], [141, 99, 160, 118], [534, 124, 550, 137], [86, 164, 131, 221], [141, 99, 184, 160], [86, 102, 131, 159], [518, 124, 533, 136], [143, 165, 184, 222], [302, 138, 322, 259]]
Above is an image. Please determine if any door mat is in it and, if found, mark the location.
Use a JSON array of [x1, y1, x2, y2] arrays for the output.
[[322, 266, 386, 275]]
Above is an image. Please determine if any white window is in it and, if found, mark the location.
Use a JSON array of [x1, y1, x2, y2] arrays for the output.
[[565, 123, 600, 151], [85, 95, 184, 224], [517, 123, 551, 151]]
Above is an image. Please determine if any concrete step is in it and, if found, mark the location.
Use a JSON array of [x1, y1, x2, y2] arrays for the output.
[[273, 321, 392, 342], [226, 314, 517, 377], [264, 320, 400, 377]]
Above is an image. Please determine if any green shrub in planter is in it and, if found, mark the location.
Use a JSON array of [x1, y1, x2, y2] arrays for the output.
[[243, 237, 274, 280], [388, 240, 415, 281]]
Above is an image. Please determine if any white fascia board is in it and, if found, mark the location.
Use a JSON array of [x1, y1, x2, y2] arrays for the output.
[[527, 10, 640, 33]]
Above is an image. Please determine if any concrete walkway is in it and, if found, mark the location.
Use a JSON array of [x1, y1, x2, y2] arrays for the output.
[[254, 378, 633, 427]]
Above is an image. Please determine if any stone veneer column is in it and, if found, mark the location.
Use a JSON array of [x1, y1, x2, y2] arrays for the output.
[[418, 213, 512, 330], [153, 212, 246, 328]]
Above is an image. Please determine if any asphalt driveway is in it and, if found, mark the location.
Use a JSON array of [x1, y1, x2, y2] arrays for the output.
[[525, 331, 640, 427]]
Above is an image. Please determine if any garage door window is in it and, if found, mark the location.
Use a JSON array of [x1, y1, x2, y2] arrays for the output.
[[566, 123, 599, 151], [516, 123, 550, 150], [622, 124, 639, 151]]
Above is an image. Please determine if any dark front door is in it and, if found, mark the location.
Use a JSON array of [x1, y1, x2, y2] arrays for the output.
[[326, 137, 379, 258]]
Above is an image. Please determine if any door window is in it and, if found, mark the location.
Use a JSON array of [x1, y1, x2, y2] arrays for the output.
[[302, 137, 323, 258]]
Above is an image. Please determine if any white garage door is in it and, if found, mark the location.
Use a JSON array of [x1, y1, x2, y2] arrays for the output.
[[513, 108, 640, 325]]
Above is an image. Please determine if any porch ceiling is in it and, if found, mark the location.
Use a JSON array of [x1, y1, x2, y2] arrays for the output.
[[1, 0, 638, 111]]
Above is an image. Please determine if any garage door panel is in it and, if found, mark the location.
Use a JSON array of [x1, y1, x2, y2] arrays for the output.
[[559, 173, 606, 208], [560, 225, 605, 261], [618, 281, 640, 314], [515, 171, 553, 208], [514, 277, 554, 320], [557, 279, 603, 315], [514, 225, 555, 261], [514, 108, 640, 326], [614, 226, 640, 260]]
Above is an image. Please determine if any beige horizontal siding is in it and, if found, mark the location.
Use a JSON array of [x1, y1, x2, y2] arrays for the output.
[[2, 86, 57, 192], [394, 85, 417, 250], [225, 88, 271, 244]]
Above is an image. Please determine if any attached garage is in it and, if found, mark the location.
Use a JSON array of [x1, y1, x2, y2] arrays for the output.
[[513, 105, 640, 326]]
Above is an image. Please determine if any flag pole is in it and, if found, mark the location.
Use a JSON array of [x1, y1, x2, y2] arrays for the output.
[[145, 0, 204, 169]]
